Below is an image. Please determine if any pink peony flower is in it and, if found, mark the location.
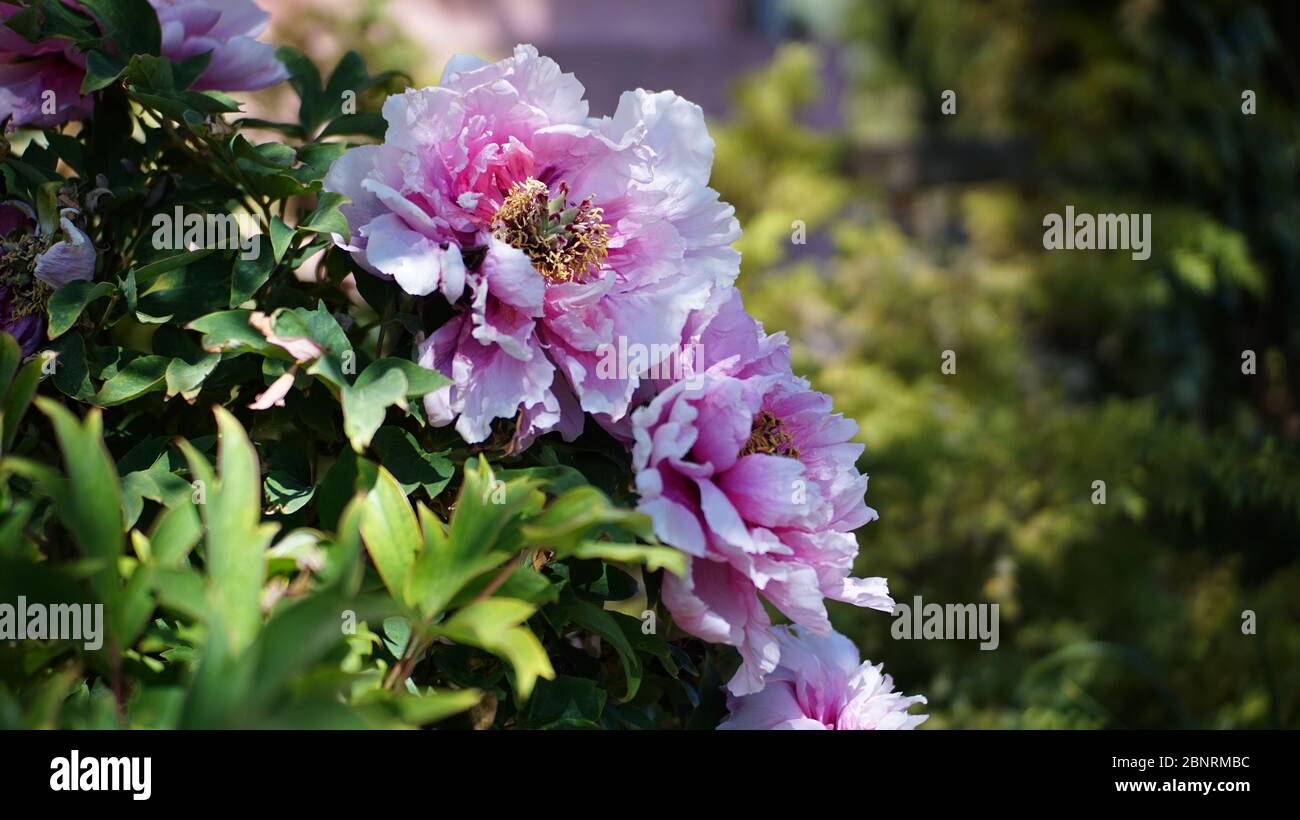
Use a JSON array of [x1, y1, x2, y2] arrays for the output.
[[150, 0, 288, 92], [0, 0, 286, 129], [324, 45, 739, 446], [718, 626, 927, 730], [1, 203, 96, 356], [631, 289, 892, 695], [0, 3, 92, 129]]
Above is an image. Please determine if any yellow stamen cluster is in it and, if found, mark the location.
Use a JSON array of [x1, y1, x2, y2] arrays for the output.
[[491, 178, 609, 283], [739, 410, 800, 459]]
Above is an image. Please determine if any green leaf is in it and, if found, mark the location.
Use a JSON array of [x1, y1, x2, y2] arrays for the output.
[[34, 399, 124, 564], [341, 359, 449, 454], [185, 407, 278, 656], [518, 676, 606, 729], [550, 596, 643, 700], [186, 310, 276, 356], [229, 235, 275, 307], [356, 358, 451, 396], [81, 50, 127, 93], [341, 368, 407, 452], [248, 592, 355, 712], [136, 255, 230, 323], [133, 247, 216, 285], [299, 192, 350, 235], [357, 466, 421, 602], [46, 333, 94, 401], [321, 50, 368, 103], [2, 5, 40, 41], [276, 46, 325, 133], [47, 281, 115, 340], [79, 0, 162, 57], [318, 495, 366, 594], [268, 217, 295, 262], [450, 456, 546, 560], [92, 354, 168, 406], [163, 352, 220, 402], [125, 52, 174, 92], [521, 485, 653, 550], [229, 218, 293, 307], [263, 440, 314, 515], [282, 303, 351, 388], [381, 615, 412, 659], [32, 398, 142, 649], [369, 427, 452, 497], [436, 598, 554, 699], [0, 332, 21, 390], [152, 567, 206, 621], [231, 136, 295, 169], [231, 118, 306, 139], [403, 504, 505, 620], [148, 500, 202, 568], [494, 464, 590, 494], [1, 354, 44, 454], [373, 688, 483, 728], [566, 542, 687, 577], [314, 449, 374, 533], [318, 113, 387, 140]]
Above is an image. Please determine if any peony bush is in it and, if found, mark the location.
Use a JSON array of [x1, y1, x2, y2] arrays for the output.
[[0, 0, 924, 730]]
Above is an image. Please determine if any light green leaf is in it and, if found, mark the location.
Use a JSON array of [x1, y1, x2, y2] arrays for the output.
[[358, 467, 421, 602], [34, 398, 124, 563], [356, 358, 451, 397], [185, 407, 278, 656], [566, 541, 687, 577], [164, 353, 220, 401], [521, 485, 653, 549], [449, 456, 546, 560], [186, 310, 276, 356], [148, 499, 202, 568], [436, 598, 554, 699], [404, 503, 506, 619]]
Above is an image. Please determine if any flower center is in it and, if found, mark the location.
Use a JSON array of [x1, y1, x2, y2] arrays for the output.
[[0, 235, 49, 318], [739, 410, 800, 459], [492, 178, 609, 283]]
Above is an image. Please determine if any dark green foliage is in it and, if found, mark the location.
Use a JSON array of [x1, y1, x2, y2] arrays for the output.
[[0, 2, 712, 730]]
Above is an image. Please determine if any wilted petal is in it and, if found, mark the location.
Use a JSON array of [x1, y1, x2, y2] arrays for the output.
[[249, 371, 295, 410], [34, 215, 96, 287]]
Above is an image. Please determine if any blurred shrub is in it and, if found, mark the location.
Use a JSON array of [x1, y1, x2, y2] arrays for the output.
[[712, 0, 1299, 727]]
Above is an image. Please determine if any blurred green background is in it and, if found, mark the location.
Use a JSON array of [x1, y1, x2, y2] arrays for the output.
[[262, 0, 1300, 728]]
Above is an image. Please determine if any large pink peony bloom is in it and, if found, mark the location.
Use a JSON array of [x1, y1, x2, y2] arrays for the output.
[[631, 289, 892, 695], [718, 626, 927, 730], [324, 45, 740, 446], [0, 0, 286, 129]]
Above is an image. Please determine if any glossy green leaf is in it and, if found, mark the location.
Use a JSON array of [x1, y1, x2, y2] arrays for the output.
[[47, 281, 115, 340]]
